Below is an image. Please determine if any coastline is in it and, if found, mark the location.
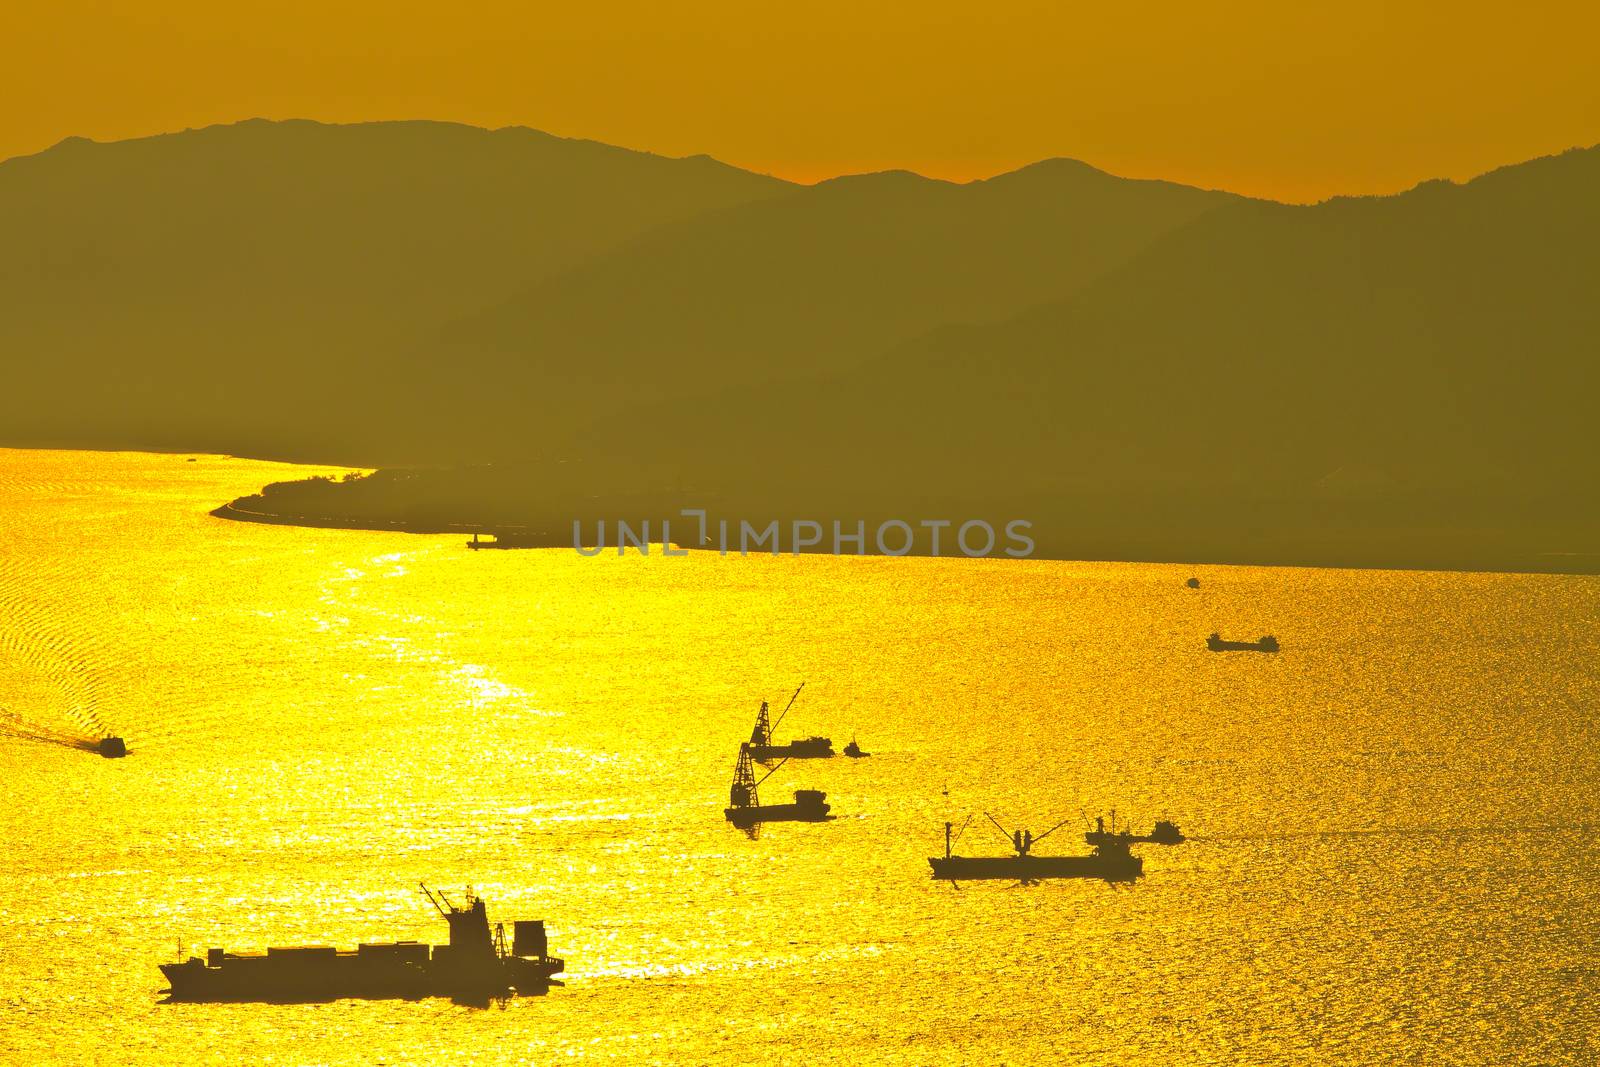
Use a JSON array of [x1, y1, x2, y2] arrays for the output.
[[210, 493, 1600, 576], [209, 500, 469, 536], [7, 446, 1591, 575]]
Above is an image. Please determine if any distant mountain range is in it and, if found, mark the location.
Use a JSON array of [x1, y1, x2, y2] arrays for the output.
[[0, 119, 785, 458], [3, 120, 1596, 569]]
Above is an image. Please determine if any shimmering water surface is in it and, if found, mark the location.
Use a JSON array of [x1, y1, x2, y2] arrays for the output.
[[1, 449, 1596, 1065]]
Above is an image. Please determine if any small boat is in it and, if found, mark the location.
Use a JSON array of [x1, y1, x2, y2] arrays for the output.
[[98, 736, 127, 759], [929, 814, 1143, 883], [723, 745, 831, 828], [1206, 633, 1279, 653], [160, 886, 562, 1003], [1084, 813, 1185, 847], [466, 530, 545, 550], [744, 684, 833, 760], [843, 737, 869, 758]]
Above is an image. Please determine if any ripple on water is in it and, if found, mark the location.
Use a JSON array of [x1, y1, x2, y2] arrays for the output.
[[0, 448, 1597, 1066]]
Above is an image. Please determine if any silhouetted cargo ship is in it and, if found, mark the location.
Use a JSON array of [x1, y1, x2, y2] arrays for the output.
[[724, 745, 831, 827], [745, 684, 833, 760], [929, 814, 1143, 882], [159, 886, 562, 1002], [1207, 633, 1279, 652]]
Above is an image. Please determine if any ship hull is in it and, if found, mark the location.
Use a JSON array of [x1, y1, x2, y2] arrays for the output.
[[1085, 831, 1185, 847], [160, 952, 562, 1003], [928, 853, 1143, 882], [1206, 638, 1278, 652], [746, 738, 834, 760], [724, 801, 831, 827], [466, 538, 544, 550]]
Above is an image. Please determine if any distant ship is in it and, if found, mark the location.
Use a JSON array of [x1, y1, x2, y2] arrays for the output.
[[1084, 815, 1185, 847], [1207, 633, 1279, 653], [466, 530, 545, 550], [929, 814, 1143, 883], [98, 736, 127, 758], [159, 886, 562, 1002], [843, 737, 869, 758], [724, 744, 830, 828], [744, 684, 833, 760]]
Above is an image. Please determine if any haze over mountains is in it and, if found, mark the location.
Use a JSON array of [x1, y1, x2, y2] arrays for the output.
[[3, 119, 1596, 569], [0, 120, 786, 458]]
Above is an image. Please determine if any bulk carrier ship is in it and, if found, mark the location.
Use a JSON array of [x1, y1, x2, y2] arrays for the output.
[[160, 886, 562, 1002]]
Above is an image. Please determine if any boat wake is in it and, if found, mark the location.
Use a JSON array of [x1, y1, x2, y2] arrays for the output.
[[0, 554, 119, 750], [0, 709, 100, 752]]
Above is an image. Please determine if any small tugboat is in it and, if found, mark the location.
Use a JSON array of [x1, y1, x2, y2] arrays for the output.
[[929, 814, 1143, 883], [1206, 633, 1279, 653], [98, 736, 127, 759], [159, 886, 562, 1003], [724, 745, 831, 828], [843, 736, 869, 758], [466, 530, 545, 550], [744, 684, 833, 760], [1084, 813, 1185, 847]]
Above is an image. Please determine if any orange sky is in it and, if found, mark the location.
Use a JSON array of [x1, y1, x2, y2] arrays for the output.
[[2, 1, 1596, 202]]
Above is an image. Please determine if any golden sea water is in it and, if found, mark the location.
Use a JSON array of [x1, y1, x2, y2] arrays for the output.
[[0, 448, 1596, 1065]]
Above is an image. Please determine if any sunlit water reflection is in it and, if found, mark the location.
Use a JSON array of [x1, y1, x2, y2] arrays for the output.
[[0, 449, 1595, 1064]]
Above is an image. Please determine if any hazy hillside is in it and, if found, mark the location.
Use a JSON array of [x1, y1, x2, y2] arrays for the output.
[[409, 160, 1237, 442], [4, 120, 1596, 568], [559, 145, 1600, 567], [0, 119, 788, 461], [0, 121, 1238, 462], [791, 144, 1600, 499]]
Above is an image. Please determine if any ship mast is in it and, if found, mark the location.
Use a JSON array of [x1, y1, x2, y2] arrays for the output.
[[730, 745, 792, 809], [984, 811, 1022, 854], [731, 745, 759, 807], [769, 682, 805, 735], [420, 882, 450, 917]]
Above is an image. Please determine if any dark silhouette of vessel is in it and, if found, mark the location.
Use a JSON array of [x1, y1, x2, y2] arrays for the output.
[[159, 886, 562, 1002], [98, 736, 127, 758], [1207, 633, 1279, 652], [1084, 814, 1185, 847], [744, 684, 833, 760], [466, 530, 545, 550], [724, 745, 831, 828], [843, 737, 869, 758], [929, 814, 1143, 883]]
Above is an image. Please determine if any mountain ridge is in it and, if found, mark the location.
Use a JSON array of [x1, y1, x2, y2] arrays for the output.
[[3, 120, 1595, 570]]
